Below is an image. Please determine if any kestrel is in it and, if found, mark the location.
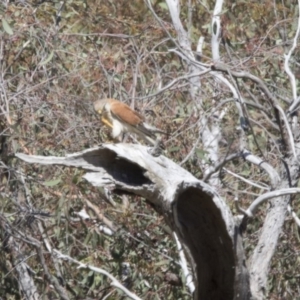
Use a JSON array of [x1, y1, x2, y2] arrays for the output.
[[93, 98, 165, 146]]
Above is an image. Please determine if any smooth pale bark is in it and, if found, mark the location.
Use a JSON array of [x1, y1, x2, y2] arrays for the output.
[[17, 143, 251, 300], [249, 151, 300, 299]]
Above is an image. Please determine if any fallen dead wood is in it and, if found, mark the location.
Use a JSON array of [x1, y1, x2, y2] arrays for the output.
[[16, 143, 250, 300]]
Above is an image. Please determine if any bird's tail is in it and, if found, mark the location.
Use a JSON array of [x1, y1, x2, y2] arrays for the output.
[[142, 123, 167, 135]]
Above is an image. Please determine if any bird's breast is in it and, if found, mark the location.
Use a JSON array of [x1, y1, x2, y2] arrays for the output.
[[111, 118, 125, 138]]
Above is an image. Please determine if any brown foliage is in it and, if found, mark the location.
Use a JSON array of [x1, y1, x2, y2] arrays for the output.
[[0, 0, 299, 299]]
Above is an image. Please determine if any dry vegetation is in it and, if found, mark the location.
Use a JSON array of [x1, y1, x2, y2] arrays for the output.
[[1, 0, 300, 299]]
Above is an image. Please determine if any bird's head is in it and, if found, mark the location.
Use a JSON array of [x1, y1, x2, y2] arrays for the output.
[[93, 99, 107, 115]]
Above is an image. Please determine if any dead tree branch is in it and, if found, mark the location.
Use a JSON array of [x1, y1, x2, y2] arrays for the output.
[[16, 143, 251, 300]]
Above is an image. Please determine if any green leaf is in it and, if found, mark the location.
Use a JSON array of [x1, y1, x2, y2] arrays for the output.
[[158, 2, 168, 10], [240, 169, 250, 176], [2, 18, 13, 35], [39, 51, 54, 66], [196, 149, 208, 160], [154, 259, 169, 266], [169, 146, 180, 152], [84, 232, 93, 245], [44, 178, 61, 186]]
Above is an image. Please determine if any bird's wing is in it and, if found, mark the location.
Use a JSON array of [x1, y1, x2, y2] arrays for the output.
[[109, 100, 144, 126], [109, 99, 163, 138]]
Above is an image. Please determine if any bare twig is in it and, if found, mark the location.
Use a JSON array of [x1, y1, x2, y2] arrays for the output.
[[223, 168, 270, 190], [203, 152, 240, 182], [173, 232, 195, 294], [54, 249, 142, 300], [85, 199, 118, 232]]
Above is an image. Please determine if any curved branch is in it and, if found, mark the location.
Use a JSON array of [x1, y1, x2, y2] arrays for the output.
[[276, 104, 298, 162], [245, 188, 300, 217], [241, 150, 280, 189], [16, 144, 251, 300], [212, 63, 279, 109]]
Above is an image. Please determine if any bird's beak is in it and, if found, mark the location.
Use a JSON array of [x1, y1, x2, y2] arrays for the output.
[[96, 109, 103, 115]]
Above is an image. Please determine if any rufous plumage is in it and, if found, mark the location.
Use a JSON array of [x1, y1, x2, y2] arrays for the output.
[[94, 98, 165, 145]]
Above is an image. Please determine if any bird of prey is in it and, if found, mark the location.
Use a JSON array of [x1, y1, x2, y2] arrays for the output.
[[93, 98, 165, 146]]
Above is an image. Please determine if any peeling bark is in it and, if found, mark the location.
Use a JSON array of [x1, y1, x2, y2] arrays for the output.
[[16, 143, 251, 299]]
